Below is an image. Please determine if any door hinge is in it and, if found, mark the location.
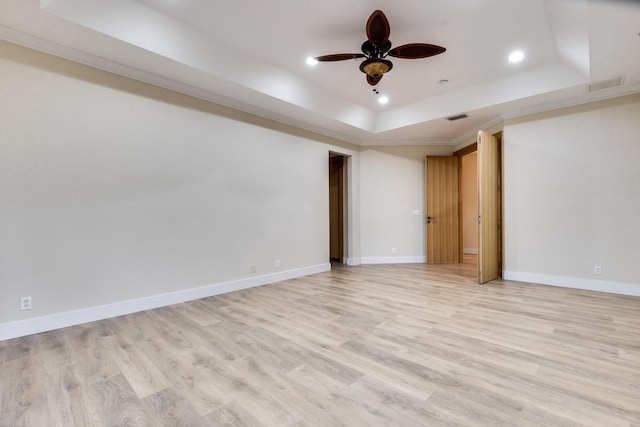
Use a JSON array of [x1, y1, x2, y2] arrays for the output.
[[478, 214, 482, 225]]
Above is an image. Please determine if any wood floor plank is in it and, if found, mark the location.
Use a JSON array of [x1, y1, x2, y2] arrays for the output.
[[100, 335, 172, 399], [285, 364, 416, 427], [2, 260, 640, 426], [424, 389, 518, 426], [187, 351, 307, 426], [218, 302, 349, 348], [205, 320, 302, 373], [142, 307, 216, 352], [458, 356, 637, 426], [514, 404, 601, 427], [0, 339, 6, 367], [89, 374, 155, 426], [228, 355, 348, 427], [136, 337, 234, 416], [216, 320, 363, 385], [348, 375, 450, 427], [39, 344, 85, 427], [4, 335, 36, 363], [65, 324, 121, 385], [0, 355, 49, 426], [203, 400, 265, 427], [141, 388, 210, 427], [170, 299, 225, 327]]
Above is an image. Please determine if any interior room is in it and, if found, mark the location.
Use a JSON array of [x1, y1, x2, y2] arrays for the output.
[[1, 1, 639, 425]]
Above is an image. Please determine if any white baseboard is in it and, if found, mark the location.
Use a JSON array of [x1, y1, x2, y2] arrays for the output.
[[361, 256, 426, 265], [463, 248, 478, 255], [347, 257, 361, 266], [502, 270, 640, 297], [0, 263, 330, 341]]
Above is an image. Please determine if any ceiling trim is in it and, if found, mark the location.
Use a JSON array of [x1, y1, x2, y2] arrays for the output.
[[501, 83, 640, 121], [359, 138, 453, 147]]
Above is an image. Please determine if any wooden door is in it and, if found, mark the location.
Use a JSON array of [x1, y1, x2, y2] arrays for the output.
[[477, 131, 500, 283], [425, 156, 459, 264]]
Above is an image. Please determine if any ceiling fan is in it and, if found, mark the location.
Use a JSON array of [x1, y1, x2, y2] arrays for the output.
[[314, 10, 446, 86]]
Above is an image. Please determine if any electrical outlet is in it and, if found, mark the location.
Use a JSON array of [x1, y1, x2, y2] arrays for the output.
[[275, 260, 280, 268], [251, 264, 256, 273], [20, 296, 32, 311], [594, 265, 602, 275]]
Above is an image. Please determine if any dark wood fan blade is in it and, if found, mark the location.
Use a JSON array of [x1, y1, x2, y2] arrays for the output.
[[388, 43, 446, 59], [366, 74, 382, 86], [366, 10, 390, 46], [315, 53, 366, 62]]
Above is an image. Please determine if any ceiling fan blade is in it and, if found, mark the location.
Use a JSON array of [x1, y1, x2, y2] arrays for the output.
[[315, 53, 366, 62], [388, 43, 446, 59], [366, 74, 383, 86], [366, 10, 390, 46]]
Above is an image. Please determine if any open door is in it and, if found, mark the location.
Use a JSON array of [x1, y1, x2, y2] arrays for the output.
[[477, 131, 501, 283], [329, 153, 345, 263], [425, 156, 459, 264]]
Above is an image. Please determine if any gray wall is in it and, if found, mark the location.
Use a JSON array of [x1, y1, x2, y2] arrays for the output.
[[503, 94, 640, 291]]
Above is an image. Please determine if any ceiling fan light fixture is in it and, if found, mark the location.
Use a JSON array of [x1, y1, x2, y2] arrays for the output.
[[312, 10, 446, 86], [360, 58, 393, 77], [306, 57, 319, 66]]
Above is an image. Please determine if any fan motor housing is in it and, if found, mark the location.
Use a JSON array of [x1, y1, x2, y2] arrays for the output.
[[360, 58, 393, 77], [361, 40, 392, 58]]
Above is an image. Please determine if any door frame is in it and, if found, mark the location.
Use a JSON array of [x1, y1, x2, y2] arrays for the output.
[[454, 142, 478, 262], [329, 151, 349, 264]]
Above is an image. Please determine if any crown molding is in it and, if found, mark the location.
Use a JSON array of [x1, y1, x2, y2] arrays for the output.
[[359, 138, 454, 147], [502, 83, 640, 121]]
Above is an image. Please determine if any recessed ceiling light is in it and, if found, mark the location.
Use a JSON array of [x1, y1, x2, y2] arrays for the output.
[[509, 50, 524, 63], [306, 57, 318, 66], [439, 79, 449, 85], [378, 96, 389, 104]]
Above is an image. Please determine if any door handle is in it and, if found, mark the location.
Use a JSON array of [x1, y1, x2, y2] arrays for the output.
[[426, 216, 436, 224]]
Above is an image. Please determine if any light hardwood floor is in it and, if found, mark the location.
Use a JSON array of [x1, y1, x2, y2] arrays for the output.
[[2, 260, 640, 426]]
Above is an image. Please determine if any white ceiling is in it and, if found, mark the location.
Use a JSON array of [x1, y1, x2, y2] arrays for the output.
[[1, 0, 639, 145]]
